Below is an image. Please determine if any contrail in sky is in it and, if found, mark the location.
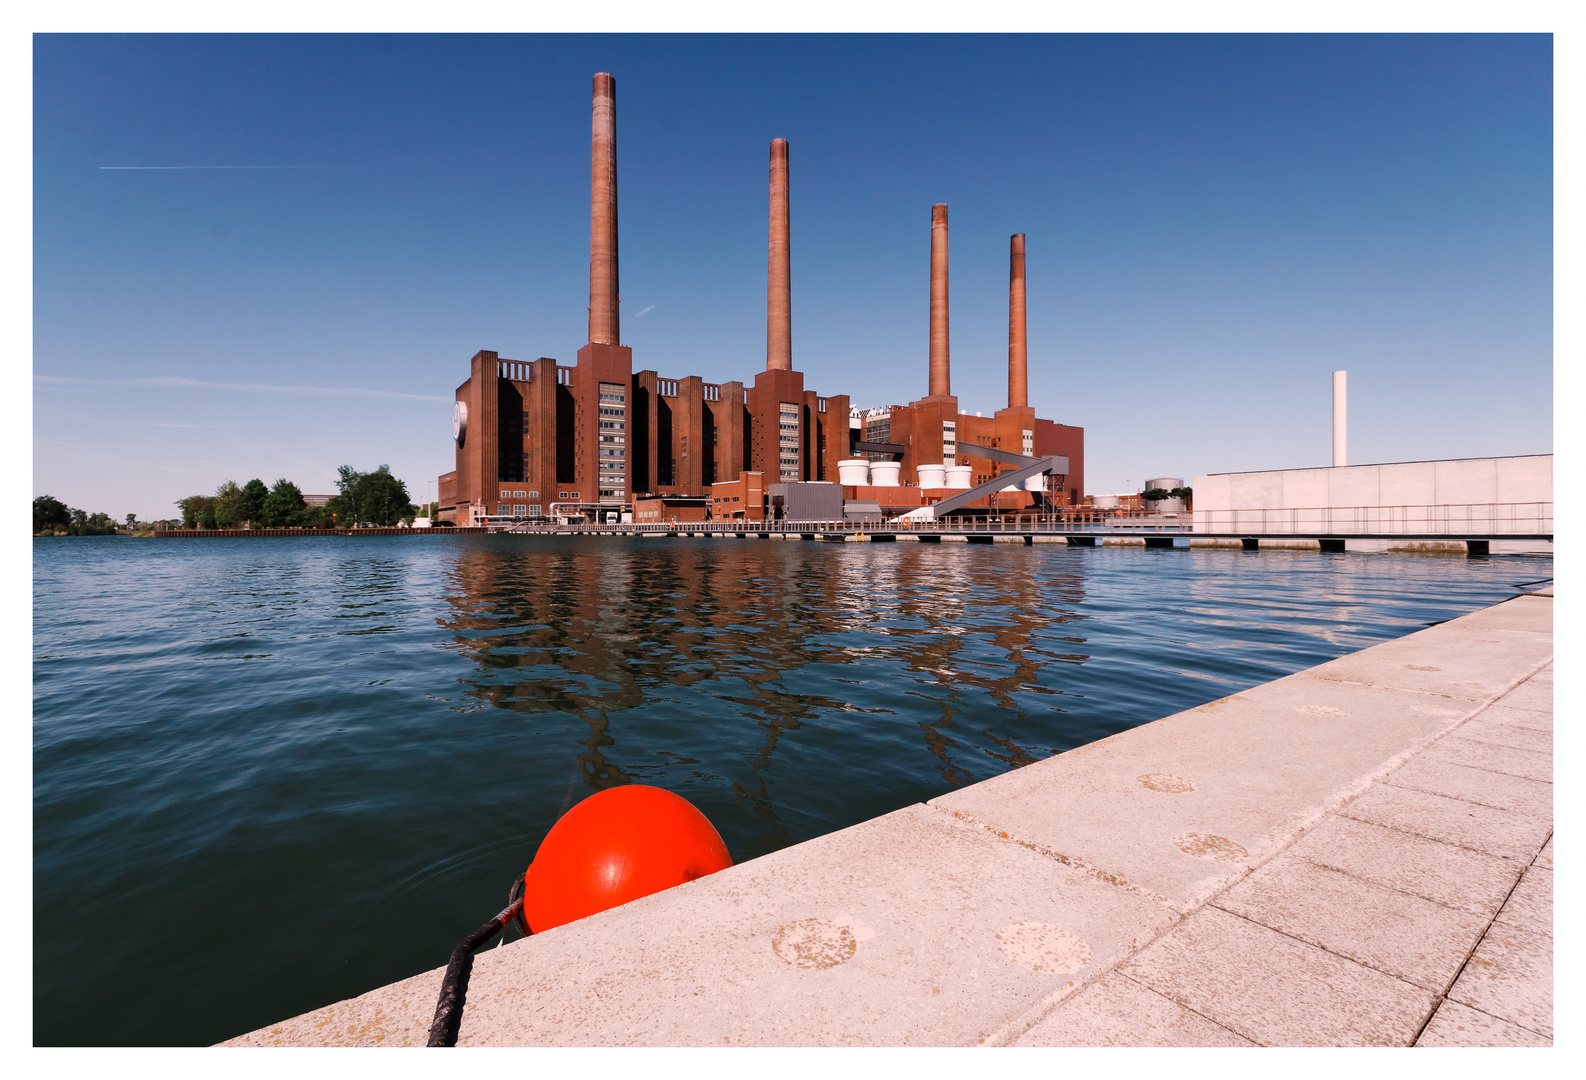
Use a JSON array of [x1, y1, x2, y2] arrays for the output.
[[35, 374, 448, 403], [97, 165, 335, 170], [634, 305, 656, 317]]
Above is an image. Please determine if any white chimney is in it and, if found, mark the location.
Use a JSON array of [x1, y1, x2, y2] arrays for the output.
[[1332, 370, 1347, 467]]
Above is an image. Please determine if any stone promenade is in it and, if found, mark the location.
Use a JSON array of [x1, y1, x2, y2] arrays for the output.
[[227, 587, 1552, 1047]]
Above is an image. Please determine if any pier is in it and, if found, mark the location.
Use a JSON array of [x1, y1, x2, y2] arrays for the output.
[[226, 585, 1552, 1047]]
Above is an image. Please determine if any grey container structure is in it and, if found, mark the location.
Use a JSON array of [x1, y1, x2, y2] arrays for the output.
[[769, 481, 844, 522]]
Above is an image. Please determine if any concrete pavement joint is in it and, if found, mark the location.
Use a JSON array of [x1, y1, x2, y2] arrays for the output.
[[1412, 829, 1553, 1045]]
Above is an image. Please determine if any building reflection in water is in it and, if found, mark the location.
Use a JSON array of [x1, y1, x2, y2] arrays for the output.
[[438, 539, 1090, 859]]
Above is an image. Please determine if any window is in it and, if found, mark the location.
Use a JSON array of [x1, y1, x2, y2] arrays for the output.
[[497, 504, 508, 515], [1022, 430, 1034, 457], [778, 402, 800, 481], [527, 505, 542, 517], [514, 490, 526, 498], [558, 492, 568, 499], [514, 505, 526, 515], [528, 491, 539, 499]]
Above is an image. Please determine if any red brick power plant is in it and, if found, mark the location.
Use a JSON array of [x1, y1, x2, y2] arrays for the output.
[[438, 73, 1083, 524]]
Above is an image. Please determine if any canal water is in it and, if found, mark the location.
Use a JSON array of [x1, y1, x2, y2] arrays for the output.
[[33, 535, 1550, 1045]]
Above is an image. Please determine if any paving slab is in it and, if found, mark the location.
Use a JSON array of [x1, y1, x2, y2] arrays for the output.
[[1446, 924, 1552, 1038], [1449, 717, 1553, 755], [1013, 971, 1253, 1047], [1340, 783, 1551, 863], [1383, 756, 1553, 818], [1416, 998, 1551, 1047], [932, 675, 1485, 911], [1473, 702, 1552, 731], [1425, 736, 1551, 783], [1211, 854, 1489, 991], [1117, 905, 1435, 1046], [1301, 624, 1549, 701], [1282, 814, 1520, 915], [1437, 595, 1552, 635], [233, 805, 1175, 1046], [1493, 682, 1552, 716], [1493, 866, 1551, 938]]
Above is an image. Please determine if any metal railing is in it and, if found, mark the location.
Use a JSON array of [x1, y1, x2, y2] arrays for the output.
[[1193, 503, 1552, 536]]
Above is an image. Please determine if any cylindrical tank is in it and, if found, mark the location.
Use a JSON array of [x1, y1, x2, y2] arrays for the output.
[[870, 461, 901, 487], [946, 465, 973, 489], [1023, 473, 1046, 492], [837, 459, 870, 485], [917, 463, 946, 488], [1145, 478, 1182, 492], [1092, 494, 1121, 509]]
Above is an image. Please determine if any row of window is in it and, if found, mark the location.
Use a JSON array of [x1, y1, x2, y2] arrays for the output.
[[497, 504, 543, 516], [499, 489, 541, 499]]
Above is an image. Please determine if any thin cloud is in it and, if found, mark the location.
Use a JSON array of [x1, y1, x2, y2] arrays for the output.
[[97, 165, 335, 170], [634, 305, 656, 318], [35, 374, 448, 403]]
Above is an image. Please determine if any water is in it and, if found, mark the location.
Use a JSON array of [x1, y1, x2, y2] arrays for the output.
[[32, 534, 1549, 1045]]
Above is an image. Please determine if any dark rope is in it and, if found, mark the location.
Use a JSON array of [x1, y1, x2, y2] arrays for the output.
[[426, 896, 526, 1047]]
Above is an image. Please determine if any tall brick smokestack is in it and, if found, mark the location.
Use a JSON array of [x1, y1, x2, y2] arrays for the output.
[[588, 72, 619, 346], [1008, 233, 1027, 408], [766, 138, 792, 371], [929, 204, 950, 397]]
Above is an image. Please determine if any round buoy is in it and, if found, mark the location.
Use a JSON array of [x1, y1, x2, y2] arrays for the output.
[[522, 785, 732, 933]]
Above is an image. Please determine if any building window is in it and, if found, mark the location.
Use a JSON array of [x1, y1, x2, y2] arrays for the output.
[[528, 491, 539, 498], [778, 402, 800, 481], [497, 504, 508, 515], [558, 492, 568, 499], [943, 420, 957, 466], [527, 505, 541, 517], [514, 505, 526, 515], [1022, 430, 1034, 457]]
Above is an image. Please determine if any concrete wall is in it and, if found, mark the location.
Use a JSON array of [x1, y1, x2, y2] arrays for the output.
[[1192, 456, 1551, 534]]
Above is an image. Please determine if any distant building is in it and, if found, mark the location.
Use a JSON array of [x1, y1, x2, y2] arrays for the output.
[[437, 75, 1082, 525]]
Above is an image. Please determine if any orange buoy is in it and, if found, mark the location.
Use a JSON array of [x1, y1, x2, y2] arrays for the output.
[[522, 785, 732, 933]]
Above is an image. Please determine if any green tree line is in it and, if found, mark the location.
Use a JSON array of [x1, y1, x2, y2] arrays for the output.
[[177, 466, 415, 529], [33, 496, 126, 536]]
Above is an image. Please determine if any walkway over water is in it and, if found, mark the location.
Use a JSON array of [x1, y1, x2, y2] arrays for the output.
[[228, 587, 1553, 1046]]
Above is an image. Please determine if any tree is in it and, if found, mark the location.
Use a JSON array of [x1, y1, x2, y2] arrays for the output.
[[237, 479, 269, 526], [332, 464, 413, 526], [177, 495, 217, 528], [125, 512, 137, 530], [213, 481, 243, 528], [1142, 488, 1173, 503], [34, 495, 71, 534], [259, 478, 308, 527]]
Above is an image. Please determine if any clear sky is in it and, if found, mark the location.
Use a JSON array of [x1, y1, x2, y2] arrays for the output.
[[33, 33, 1552, 517]]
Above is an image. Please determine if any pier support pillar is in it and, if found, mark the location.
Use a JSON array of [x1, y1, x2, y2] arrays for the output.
[[1144, 537, 1174, 549], [1319, 538, 1346, 553], [1467, 540, 1490, 558], [1241, 537, 1260, 551], [1066, 536, 1096, 546]]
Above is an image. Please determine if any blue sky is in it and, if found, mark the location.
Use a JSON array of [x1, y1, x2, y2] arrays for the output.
[[33, 33, 1552, 517]]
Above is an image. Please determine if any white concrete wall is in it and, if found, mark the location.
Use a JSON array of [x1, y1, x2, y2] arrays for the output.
[[1192, 456, 1551, 534]]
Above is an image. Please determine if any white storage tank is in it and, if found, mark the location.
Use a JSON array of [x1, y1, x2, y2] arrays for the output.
[[870, 461, 901, 487], [1024, 473, 1046, 492], [946, 465, 973, 489], [837, 459, 870, 485], [917, 463, 946, 488], [1092, 494, 1122, 509]]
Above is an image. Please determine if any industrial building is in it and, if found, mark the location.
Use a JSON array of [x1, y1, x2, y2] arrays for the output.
[[438, 73, 1082, 525]]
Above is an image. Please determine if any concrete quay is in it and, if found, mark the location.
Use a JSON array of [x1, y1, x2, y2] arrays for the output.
[[226, 587, 1552, 1047]]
